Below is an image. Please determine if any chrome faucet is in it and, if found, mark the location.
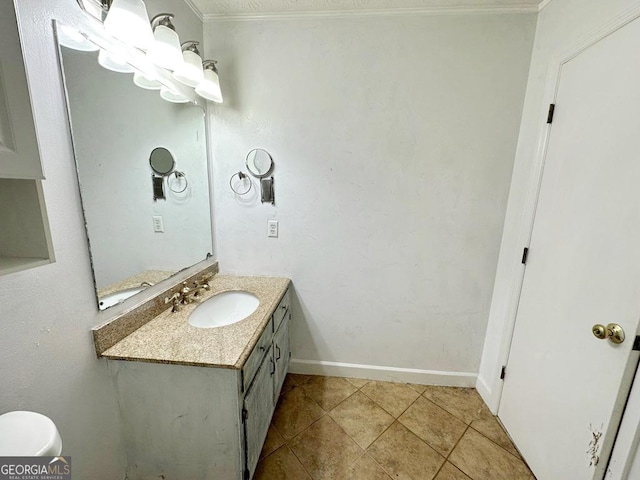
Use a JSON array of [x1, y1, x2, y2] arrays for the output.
[[164, 280, 211, 313]]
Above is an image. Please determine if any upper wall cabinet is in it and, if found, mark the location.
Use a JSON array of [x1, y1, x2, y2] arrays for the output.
[[0, 0, 54, 276], [0, 0, 45, 180]]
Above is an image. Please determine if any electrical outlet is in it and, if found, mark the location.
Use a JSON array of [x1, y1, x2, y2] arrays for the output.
[[153, 215, 164, 233], [268, 220, 278, 238]]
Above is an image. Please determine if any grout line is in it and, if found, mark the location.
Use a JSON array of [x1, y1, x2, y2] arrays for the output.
[[446, 425, 470, 461], [467, 424, 528, 463], [284, 444, 315, 480]]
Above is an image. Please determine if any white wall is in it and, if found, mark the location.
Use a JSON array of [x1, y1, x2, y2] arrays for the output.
[[62, 48, 211, 289], [206, 12, 536, 382], [0, 0, 203, 478], [478, 0, 640, 410]]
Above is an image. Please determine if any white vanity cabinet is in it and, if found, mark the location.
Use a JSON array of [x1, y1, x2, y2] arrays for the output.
[[108, 287, 291, 480]]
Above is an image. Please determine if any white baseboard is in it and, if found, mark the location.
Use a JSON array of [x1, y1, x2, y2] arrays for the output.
[[475, 375, 497, 414], [289, 359, 477, 387]]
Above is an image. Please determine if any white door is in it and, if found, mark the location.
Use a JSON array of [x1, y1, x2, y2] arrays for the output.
[[499, 17, 640, 480], [0, 0, 44, 179]]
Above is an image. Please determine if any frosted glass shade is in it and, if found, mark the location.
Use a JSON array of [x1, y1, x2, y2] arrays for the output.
[[195, 69, 223, 103], [98, 49, 135, 73], [173, 50, 204, 87], [103, 0, 154, 51], [149, 26, 183, 71], [57, 25, 99, 52], [160, 86, 189, 103], [133, 70, 162, 90]]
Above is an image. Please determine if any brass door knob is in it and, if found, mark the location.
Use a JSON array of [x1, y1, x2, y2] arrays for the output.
[[592, 323, 625, 344]]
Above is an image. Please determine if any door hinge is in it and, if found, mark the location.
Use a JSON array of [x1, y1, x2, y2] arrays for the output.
[[521, 247, 529, 265], [500, 366, 506, 380], [547, 103, 555, 124], [242, 408, 248, 422], [633, 336, 640, 351]]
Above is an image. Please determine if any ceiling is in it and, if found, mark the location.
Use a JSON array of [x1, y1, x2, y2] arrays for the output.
[[190, 0, 546, 19]]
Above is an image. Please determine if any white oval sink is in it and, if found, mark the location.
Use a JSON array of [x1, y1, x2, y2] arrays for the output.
[[189, 291, 259, 328], [99, 286, 146, 310]]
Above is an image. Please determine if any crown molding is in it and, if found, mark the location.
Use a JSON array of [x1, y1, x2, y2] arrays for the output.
[[538, 0, 553, 11], [202, 4, 539, 21], [183, 0, 204, 21]]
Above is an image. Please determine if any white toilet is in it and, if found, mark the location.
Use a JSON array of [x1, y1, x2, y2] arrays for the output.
[[0, 411, 62, 456]]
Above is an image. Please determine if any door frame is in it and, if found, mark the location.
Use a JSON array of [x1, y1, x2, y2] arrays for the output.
[[491, 3, 640, 476]]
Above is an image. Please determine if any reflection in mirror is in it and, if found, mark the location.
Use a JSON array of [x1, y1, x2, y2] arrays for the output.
[[245, 149, 273, 178], [149, 147, 175, 176], [56, 23, 213, 310]]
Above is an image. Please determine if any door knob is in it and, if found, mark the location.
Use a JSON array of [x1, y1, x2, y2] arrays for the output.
[[592, 323, 625, 344]]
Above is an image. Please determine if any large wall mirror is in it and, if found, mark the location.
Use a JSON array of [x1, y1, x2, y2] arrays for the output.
[[55, 22, 213, 310]]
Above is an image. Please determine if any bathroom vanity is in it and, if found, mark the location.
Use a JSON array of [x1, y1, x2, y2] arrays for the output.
[[99, 275, 291, 480]]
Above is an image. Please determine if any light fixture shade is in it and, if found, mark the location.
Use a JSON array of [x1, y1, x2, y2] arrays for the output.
[[195, 62, 223, 103], [98, 49, 135, 73], [173, 49, 204, 87], [149, 24, 183, 71], [160, 86, 189, 103], [104, 0, 154, 51], [133, 70, 162, 90], [57, 24, 99, 52]]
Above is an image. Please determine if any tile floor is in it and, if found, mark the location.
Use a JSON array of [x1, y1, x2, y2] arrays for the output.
[[255, 374, 535, 480]]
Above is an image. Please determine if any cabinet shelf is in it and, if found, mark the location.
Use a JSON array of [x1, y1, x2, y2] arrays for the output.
[[0, 179, 54, 277]]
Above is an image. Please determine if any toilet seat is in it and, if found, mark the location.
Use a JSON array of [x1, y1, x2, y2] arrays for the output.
[[0, 411, 62, 456]]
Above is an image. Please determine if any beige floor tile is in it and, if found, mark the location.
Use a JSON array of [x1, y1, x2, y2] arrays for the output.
[[301, 376, 359, 411], [272, 387, 325, 439], [408, 383, 428, 394], [399, 396, 467, 457], [449, 429, 532, 480], [329, 391, 394, 449], [361, 381, 421, 417], [434, 462, 471, 480], [367, 422, 445, 480], [422, 386, 486, 424], [326, 453, 392, 480], [470, 408, 520, 457], [280, 373, 312, 396], [290, 415, 365, 480], [288, 373, 313, 385], [254, 445, 312, 480], [345, 377, 370, 388], [260, 424, 285, 460]]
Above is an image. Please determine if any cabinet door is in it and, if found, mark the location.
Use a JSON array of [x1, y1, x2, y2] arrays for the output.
[[243, 345, 275, 480], [0, 0, 44, 179], [273, 312, 290, 404]]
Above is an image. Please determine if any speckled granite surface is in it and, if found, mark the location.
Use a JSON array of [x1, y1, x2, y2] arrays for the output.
[[100, 275, 290, 369], [92, 263, 219, 356]]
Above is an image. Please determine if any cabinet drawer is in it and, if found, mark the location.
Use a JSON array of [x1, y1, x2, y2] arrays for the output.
[[273, 288, 290, 332], [273, 312, 290, 404], [242, 317, 273, 392]]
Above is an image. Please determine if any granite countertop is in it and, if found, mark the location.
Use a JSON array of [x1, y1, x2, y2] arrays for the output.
[[101, 275, 290, 369], [98, 270, 175, 298]]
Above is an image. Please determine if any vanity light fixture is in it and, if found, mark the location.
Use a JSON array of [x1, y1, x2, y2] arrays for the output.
[[160, 85, 189, 103], [195, 60, 223, 103], [103, 0, 154, 51], [98, 48, 135, 73], [57, 24, 99, 52], [173, 41, 204, 87], [133, 70, 162, 90], [149, 14, 183, 71]]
